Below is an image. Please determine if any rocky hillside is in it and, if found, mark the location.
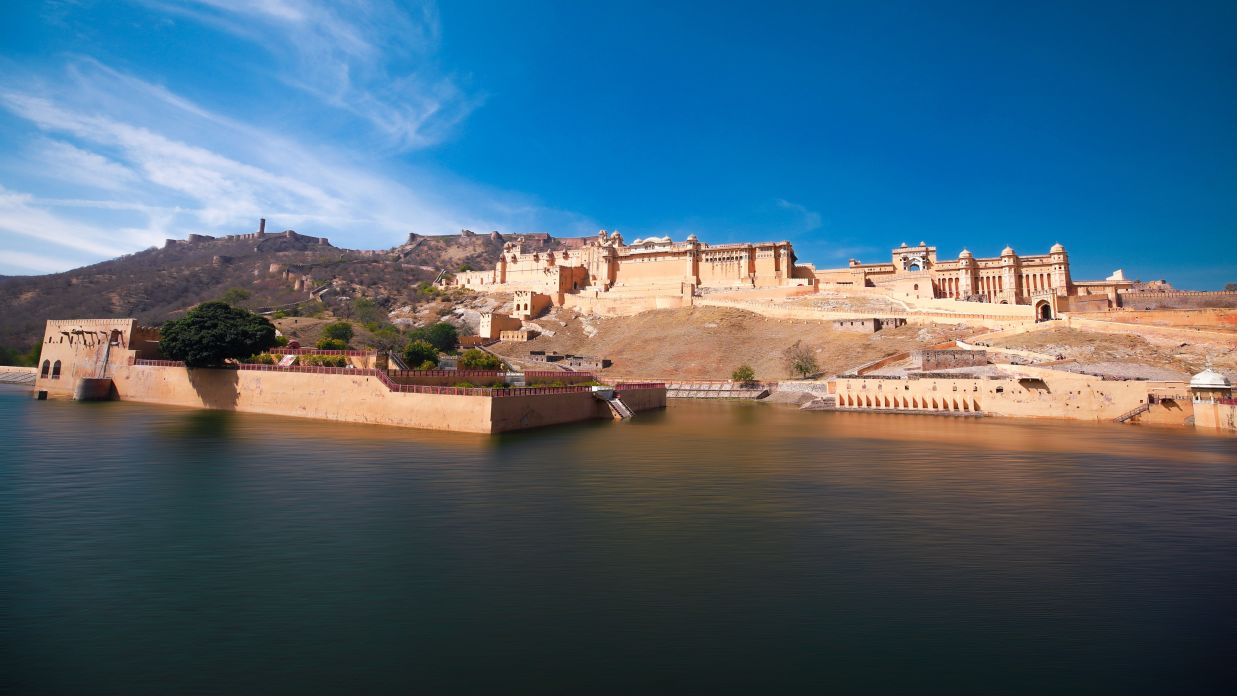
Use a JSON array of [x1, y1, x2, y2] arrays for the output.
[[0, 228, 569, 350]]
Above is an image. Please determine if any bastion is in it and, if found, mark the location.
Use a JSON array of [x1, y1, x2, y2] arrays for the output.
[[31, 319, 665, 434]]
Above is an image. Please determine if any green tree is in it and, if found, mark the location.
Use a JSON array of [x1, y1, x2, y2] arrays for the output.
[[458, 348, 504, 370], [732, 364, 756, 385], [316, 337, 348, 350], [402, 339, 440, 370], [322, 321, 354, 344], [0, 341, 41, 367], [353, 297, 384, 324], [219, 287, 252, 306], [370, 326, 406, 353], [783, 341, 819, 379], [160, 301, 277, 367], [407, 322, 459, 353]]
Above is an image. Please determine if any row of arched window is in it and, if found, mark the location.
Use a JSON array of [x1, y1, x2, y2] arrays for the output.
[[40, 360, 62, 379], [839, 393, 980, 412]]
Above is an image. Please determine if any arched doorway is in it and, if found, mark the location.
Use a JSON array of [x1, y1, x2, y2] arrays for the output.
[[1037, 301, 1053, 320]]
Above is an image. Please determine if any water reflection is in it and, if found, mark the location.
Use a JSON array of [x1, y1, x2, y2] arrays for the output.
[[2, 385, 1235, 694]]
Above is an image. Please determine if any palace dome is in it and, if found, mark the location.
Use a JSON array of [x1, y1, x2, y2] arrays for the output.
[[1050, 242, 1065, 253], [1001, 245, 1016, 256], [1190, 368, 1232, 390], [959, 249, 973, 258]]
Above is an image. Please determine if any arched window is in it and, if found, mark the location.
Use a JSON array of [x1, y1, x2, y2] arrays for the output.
[[51, 360, 62, 379], [40, 360, 50, 378]]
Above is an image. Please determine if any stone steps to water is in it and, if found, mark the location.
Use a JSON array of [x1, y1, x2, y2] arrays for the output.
[[0, 368, 36, 385]]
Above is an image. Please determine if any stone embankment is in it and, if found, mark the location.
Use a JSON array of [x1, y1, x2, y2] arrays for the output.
[[0, 366, 36, 385], [665, 381, 773, 399]]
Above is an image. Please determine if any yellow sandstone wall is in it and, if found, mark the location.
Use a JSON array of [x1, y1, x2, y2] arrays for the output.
[[1193, 401, 1237, 431], [834, 371, 1192, 424], [105, 365, 666, 433], [111, 364, 497, 432]]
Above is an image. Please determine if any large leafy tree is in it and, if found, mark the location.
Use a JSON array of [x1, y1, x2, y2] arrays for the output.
[[407, 322, 459, 353], [322, 321, 354, 344], [458, 348, 504, 371], [402, 339, 440, 370], [161, 302, 278, 367]]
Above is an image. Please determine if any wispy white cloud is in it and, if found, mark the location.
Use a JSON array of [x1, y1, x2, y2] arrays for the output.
[[142, 0, 476, 152], [776, 198, 823, 231], [27, 138, 140, 192], [0, 56, 596, 273], [0, 185, 144, 258], [0, 2, 598, 274], [0, 248, 75, 275]]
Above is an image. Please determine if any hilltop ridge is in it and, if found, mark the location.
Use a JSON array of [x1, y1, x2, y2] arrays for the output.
[[0, 227, 574, 349]]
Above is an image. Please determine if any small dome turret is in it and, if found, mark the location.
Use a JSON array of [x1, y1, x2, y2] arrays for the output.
[[1190, 368, 1232, 390], [1050, 242, 1065, 253], [959, 249, 973, 258], [686, 233, 698, 242], [1001, 245, 1016, 256]]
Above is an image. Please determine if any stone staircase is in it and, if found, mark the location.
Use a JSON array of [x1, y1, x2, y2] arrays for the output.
[[1113, 402, 1151, 423]]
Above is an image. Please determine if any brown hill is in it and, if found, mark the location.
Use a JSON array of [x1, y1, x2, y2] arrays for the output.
[[0, 228, 566, 351]]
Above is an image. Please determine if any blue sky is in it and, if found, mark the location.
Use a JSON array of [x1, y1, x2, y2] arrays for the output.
[[1, 1, 1234, 287]]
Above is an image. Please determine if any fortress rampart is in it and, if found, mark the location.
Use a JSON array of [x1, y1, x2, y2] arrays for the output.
[[31, 318, 664, 433]]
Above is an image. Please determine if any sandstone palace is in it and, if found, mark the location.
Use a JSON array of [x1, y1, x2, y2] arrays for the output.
[[448, 231, 1135, 321]]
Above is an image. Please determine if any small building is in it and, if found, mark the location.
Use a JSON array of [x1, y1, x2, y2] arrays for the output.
[[1189, 367, 1232, 401], [479, 312, 522, 339], [563, 354, 608, 370], [834, 318, 906, 333], [529, 350, 564, 363], [500, 330, 537, 342], [915, 349, 989, 371]]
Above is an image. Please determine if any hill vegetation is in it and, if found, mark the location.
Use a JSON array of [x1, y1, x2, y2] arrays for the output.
[[0, 229, 566, 354]]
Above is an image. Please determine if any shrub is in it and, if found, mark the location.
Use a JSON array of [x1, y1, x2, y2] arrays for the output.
[[245, 353, 277, 365], [161, 301, 277, 367], [453, 381, 475, 388], [402, 339, 439, 369], [732, 365, 756, 384], [219, 287, 251, 306], [458, 348, 504, 370], [407, 322, 459, 353], [272, 310, 288, 319], [783, 341, 819, 378], [316, 337, 348, 350], [370, 326, 405, 353], [301, 355, 347, 367], [353, 298, 384, 324], [0, 341, 41, 367], [274, 335, 290, 347], [322, 321, 354, 343]]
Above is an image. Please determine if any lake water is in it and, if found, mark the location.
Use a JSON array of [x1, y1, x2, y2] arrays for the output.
[[2, 383, 1235, 694]]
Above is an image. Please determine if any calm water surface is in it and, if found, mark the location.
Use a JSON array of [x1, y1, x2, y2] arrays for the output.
[[2, 384, 1235, 694]]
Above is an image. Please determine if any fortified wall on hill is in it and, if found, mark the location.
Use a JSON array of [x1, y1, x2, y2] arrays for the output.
[[450, 230, 817, 314], [814, 241, 1135, 319], [447, 229, 1197, 322]]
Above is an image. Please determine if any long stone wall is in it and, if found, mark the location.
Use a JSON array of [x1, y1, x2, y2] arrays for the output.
[[834, 369, 1192, 424], [695, 297, 1031, 329], [1193, 399, 1237, 431], [100, 364, 664, 433]]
